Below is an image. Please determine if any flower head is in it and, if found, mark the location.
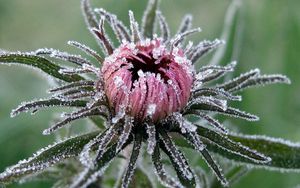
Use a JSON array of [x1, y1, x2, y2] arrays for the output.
[[0, 0, 292, 188], [102, 38, 194, 122]]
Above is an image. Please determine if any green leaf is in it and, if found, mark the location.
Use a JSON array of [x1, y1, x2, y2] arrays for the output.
[[159, 130, 196, 187], [209, 0, 242, 66], [228, 134, 300, 171], [129, 168, 153, 188], [142, 0, 159, 38], [71, 139, 132, 187], [11, 98, 87, 117], [198, 126, 269, 163], [0, 53, 84, 82], [175, 127, 300, 171], [0, 131, 100, 183], [81, 0, 98, 29], [89, 116, 106, 129], [210, 166, 250, 188]]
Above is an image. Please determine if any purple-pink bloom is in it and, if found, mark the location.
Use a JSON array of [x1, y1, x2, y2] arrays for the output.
[[102, 38, 194, 122]]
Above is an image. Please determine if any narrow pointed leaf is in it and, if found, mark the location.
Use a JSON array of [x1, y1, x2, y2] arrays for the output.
[[142, 0, 159, 38], [71, 139, 132, 188], [11, 98, 87, 117], [0, 53, 83, 82], [200, 149, 228, 186], [228, 133, 300, 171], [81, 0, 98, 29], [210, 166, 250, 188], [159, 130, 196, 187], [209, 0, 242, 66], [152, 145, 183, 188], [176, 126, 300, 171], [175, 126, 270, 164], [0, 131, 100, 183], [121, 134, 142, 188], [128, 168, 153, 188]]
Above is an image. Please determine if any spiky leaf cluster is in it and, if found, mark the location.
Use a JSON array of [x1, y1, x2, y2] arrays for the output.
[[0, 0, 299, 188]]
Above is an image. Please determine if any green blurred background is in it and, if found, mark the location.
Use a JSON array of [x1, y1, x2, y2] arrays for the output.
[[0, 0, 299, 187]]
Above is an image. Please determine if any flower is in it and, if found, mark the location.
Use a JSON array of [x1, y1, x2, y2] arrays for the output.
[[0, 0, 292, 188], [102, 38, 194, 122]]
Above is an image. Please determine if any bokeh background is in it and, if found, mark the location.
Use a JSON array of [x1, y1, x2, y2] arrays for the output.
[[0, 0, 299, 187]]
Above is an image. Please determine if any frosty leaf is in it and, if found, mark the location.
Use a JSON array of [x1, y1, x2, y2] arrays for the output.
[[181, 131, 227, 185], [176, 125, 300, 171], [0, 53, 83, 82], [193, 111, 228, 133], [79, 128, 112, 167], [217, 69, 260, 92], [68, 41, 103, 63], [11, 98, 87, 117], [116, 117, 133, 153], [142, 0, 159, 38], [43, 108, 102, 135], [157, 11, 170, 42], [171, 28, 201, 48], [49, 80, 94, 93], [188, 104, 259, 121], [230, 74, 291, 92], [121, 134, 142, 188], [198, 126, 271, 164], [210, 166, 250, 188], [95, 126, 117, 162], [186, 97, 228, 113], [190, 39, 225, 64], [174, 14, 194, 46], [182, 131, 205, 152], [92, 18, 114, 55], [193, 87, 241, 101], [128, 168, 153, 188], [94, 8, 131, 41], [129, 11, 142, 43], [228, 133, 300, 171], [146, 122, 157, 155], [50, 51, 93, 66], [81, 0, 98, 29], [176, 14, 193, 36], [159, 130, 196, 187], [70, 138, 132, 188], [175, 126, 270, 164], [0, 131, 100, 183], [200, 149, 228, 186], [152, 145, 184, 188]]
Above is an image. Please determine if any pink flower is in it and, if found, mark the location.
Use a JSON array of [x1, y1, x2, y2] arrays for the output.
[[102, 39, 194, 122]]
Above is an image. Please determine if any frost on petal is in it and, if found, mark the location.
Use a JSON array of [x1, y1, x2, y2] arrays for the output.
[[102, 38, 194, 122]]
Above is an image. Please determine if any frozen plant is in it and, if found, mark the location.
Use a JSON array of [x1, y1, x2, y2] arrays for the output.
[[0, 0, 300, 188]]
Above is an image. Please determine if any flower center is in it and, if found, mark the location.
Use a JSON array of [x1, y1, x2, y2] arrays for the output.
[[101, 39, 194, 122]]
